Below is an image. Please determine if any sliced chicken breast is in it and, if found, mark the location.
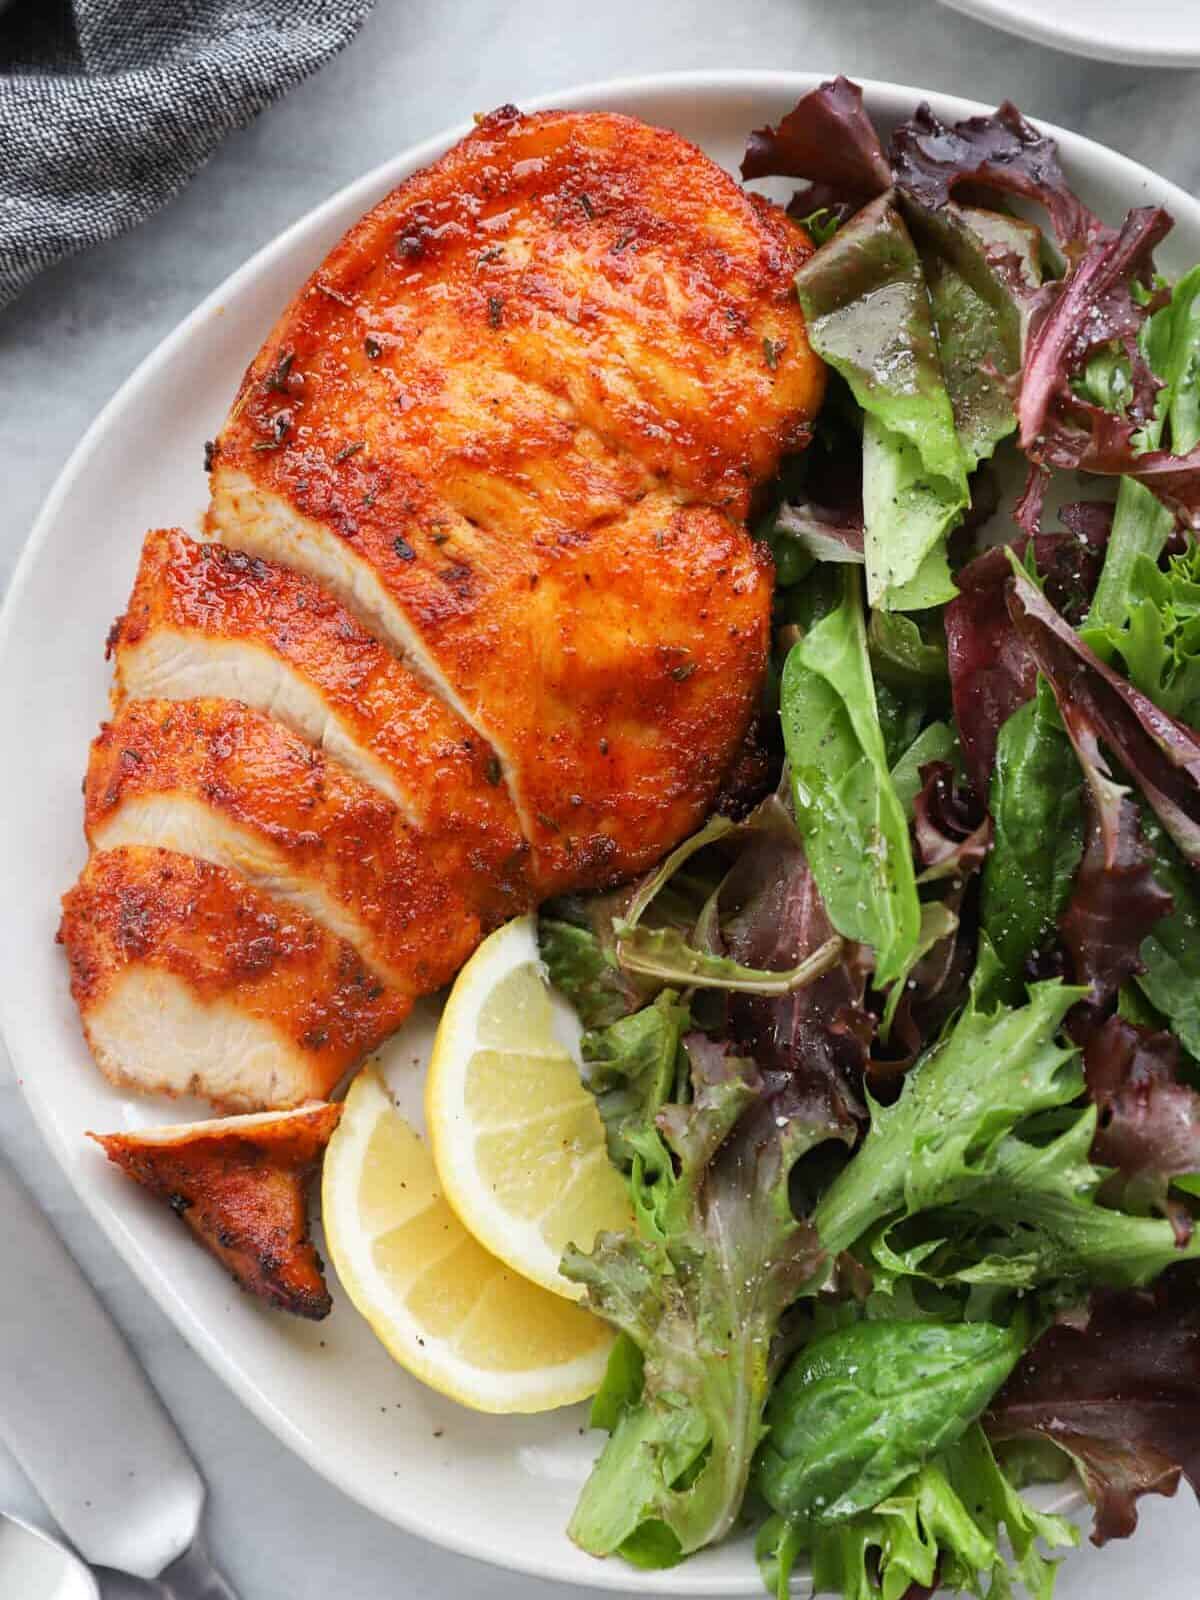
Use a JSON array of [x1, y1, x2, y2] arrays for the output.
[[110, 529, 529, 913], [59, 847, 409, 1109], [85, 698, 481, 994], [91, 1102, 342, 1319], [209, 106, 824, 892]]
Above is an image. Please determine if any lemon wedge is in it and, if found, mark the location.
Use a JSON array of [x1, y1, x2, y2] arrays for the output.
[[425, 914, 634, 1300], [322, 1066, 613, 1413]]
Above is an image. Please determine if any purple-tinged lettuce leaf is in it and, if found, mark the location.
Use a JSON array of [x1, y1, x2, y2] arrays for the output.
[[1009, 561, 1200, 864], [890, 100, 1101, 251], [1055, 716, 1172, 1033], [741, 75, 891, 200], [722, 825, 873, 1139], [563, 1034, 830, 1566], [875, 762, 988, 1076], [771, 499, 865, 567], [1019, 206, 1171, 456], [912, 760, 993, 883], [945, 545, 1039, 798], [1085, 1016, 1200, 1243], [945, 516, 1108, 798], [609, 807, 845, 995], [987, 1275, 1200, 1543]]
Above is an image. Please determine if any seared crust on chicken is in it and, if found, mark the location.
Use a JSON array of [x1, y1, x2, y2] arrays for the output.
[[63, 107, 826, 1179], [91, 1102, 342, 1318], [59, 847, 409, 1109], [110, 530, 529, 912], [209, 106, 823, 891], [85, 698, 481, 994]]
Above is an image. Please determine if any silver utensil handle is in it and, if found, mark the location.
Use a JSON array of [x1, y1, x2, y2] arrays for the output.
[[157, 1537, 241, 1600]]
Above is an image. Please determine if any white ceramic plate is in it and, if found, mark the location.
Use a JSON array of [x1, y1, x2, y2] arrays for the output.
[[1, 71, 1197, 1595], [936, 0, 1200, 67]]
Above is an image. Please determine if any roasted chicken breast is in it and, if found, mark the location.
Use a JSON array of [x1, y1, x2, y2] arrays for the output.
[[208, 105, 823, 892], [110, 530, 529, 912], [60, 847, 408, 1108], [63, 108, 824, 1192], [84, 697, 481, 995], [91, 1102, 342, 1318]]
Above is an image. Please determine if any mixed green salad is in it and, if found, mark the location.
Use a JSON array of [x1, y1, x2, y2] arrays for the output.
[[536, 80, 1200, 1598]]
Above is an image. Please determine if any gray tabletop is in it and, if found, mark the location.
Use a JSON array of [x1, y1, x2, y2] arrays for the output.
[[3, 1, 1200, 1596]]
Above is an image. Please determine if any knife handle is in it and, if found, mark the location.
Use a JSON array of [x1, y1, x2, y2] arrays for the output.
[[157, 1536, 241, 1600]]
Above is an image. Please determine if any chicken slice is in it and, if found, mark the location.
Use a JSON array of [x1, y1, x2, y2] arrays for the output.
[[85, 698, 481, 994], [59, 847, 408, 1109], [91, 1102, 342, 1319], [209, 106, 824, 893], [109, 529, 529, 914]]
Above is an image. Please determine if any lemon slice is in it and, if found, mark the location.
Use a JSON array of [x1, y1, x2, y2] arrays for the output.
[[323, 1067, 613, 1413], [426, 914, 634, 1300]]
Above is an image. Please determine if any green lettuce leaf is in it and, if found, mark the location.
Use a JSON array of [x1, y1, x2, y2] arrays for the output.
[[1087, 477, 1175, 633], [757, 1424, 1076, 1600], [918, 208, 1030, 472], [1087, 266, 1200, 631], [980, 680, 1084, 996], [861, 416, 961, 610], [813, 975, 1083, 1257], [539, 896, 653, 1028], [1089, 539, 1200, 729], [793, 196, 969, 610], [563, 1035, 830, 1566], [580, 992, 689, 1241], [781, 569, 921, 986], [874, 1103, 1200, 1293]]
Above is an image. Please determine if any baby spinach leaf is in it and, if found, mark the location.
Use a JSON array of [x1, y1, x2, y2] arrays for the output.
[[1138, 809, 1200, 1058], [755, 1318, 1027, 1525], [981, 681, 1084, 994], [781, 570, 921, 987]]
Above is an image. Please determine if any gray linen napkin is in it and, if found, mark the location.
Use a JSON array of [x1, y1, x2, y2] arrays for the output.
[[0, 0, 375, 308]]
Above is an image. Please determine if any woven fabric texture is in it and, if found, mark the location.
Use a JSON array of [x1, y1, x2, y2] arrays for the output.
[[0, 0, 374, 307]]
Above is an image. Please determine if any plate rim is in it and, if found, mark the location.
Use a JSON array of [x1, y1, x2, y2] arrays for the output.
[[935, 0, 1200, 67], [0, 67, 1194, 1592]]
